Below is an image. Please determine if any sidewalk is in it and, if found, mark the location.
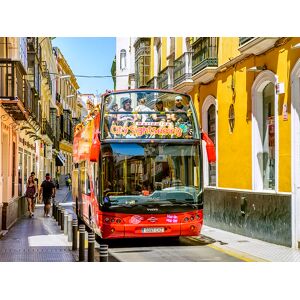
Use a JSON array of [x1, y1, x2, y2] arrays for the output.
[[0, 187, 76, 262], [199, 225, 300, 262], [2, 186, 300, 262]]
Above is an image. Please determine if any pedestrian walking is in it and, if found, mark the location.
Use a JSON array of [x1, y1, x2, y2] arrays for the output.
[[67, 177, 71, 191], [39, 173, 56, 217], [30, 171, 39, 204], [25, 176, 37, 218], [65, 174, 70, 189]]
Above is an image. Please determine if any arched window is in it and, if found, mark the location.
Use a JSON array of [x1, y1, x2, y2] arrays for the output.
[[120, 49, 126, 71], [207, 104, 216, 186], [202, 95, 217, 187], [262, 82, 275, 190], [252, 70, 278, 191]]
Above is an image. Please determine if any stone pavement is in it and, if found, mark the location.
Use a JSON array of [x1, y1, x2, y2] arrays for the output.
[[0, 187, 76, 262], [2, 185, 300, 262], [199, 225, 300, 262]]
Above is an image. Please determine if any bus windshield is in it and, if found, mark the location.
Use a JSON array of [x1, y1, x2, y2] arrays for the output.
[[102, 90, 199, 140], [101, 143, 202, 206]]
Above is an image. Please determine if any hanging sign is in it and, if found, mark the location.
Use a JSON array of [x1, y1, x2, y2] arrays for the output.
[[276, 82, 285, 95]]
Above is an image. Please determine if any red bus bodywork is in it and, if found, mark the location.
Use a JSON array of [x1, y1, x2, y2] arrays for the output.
[[73, 91, 215, 240]]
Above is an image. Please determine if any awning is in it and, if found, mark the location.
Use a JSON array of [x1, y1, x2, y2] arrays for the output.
[[56, 151, 66, 166]]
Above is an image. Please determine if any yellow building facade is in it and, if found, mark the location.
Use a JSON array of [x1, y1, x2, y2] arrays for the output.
[[133, 37, 300, 247], [53, 47, 79, 185]]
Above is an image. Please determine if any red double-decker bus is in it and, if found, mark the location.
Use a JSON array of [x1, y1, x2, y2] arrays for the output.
[[72, 89, 215, 240]]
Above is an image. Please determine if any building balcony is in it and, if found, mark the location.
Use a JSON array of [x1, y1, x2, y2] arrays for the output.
[[27, 37, 42, 61], [0, 59, 27, 121], [173, 52, 194, 93], [41, 61, 52, 95], [52, 136, 60, 151], [42, 118, 54, 142], [61, 132, 72, 143], [192, 37, 218, 84], [27, 57, 41, 98], [27, 37, 37, 52], [147, 76, 157, 89], [238, 37, 280, 55], [157, 66, 174, 90]]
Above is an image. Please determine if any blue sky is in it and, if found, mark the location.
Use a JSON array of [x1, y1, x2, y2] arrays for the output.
[[52, 37, 116, 95]]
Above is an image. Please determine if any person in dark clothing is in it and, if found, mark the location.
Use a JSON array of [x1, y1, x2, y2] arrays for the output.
[[65, 175, 70, 189], [171, 95, 189, 122], [39, 173, 56, 217]]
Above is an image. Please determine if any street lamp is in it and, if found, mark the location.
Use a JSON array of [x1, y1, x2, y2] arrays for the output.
[[51, 74, 71, 81], [291, 43, 300, 49], [246, 65, 267, 72], [59, 75, 71, 79]]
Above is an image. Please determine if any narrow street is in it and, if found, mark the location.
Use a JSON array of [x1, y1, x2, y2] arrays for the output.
[[0, 187, 245, 262]]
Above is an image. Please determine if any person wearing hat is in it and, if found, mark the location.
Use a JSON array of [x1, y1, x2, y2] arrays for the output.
[[171, 95, 189, 122], [117, 97, 134, 124], [153, 99, 171, 122]]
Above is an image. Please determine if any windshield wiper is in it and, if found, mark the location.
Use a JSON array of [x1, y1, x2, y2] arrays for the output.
[[111, 203, 138, 208], [167, 200, 197, 208]]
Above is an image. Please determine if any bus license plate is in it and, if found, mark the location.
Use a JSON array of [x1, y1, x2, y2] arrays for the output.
[[142, 227, 164, 233]]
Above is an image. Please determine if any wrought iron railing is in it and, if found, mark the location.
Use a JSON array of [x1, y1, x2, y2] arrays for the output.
[[174, 52, 193, 86], [52, 136, 60, 151], [0, 60, 25, 102], [42, 61, 52, 95], [62, 132, 71, 142], [42, 118, 54, 142], [192, 37, 218, 75], [147, 77, 155, 88], [157, 67, 169, 89]]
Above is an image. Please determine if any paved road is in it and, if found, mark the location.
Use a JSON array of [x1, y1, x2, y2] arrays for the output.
[[0, 186, 246, 262], [101, 236, 243, 262], [59, 190, 245, 262]]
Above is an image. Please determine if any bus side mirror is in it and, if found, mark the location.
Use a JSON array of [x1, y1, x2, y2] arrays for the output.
[[201, 132, 216, 163], [90, 140, 100, 162]]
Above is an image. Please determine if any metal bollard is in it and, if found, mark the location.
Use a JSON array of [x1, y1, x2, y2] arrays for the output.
[[57, 205, 62, 225], [52, 201, 56, 219], [99, 244, 108, 262], [72, 219, 78, 251], [61, 208, 65, 231], [79, 224, 85, 262], [68, 214, 73, 242], [64, 212, 68, 235], [54, 202, 58, 220], [88, 232, 95, 262]]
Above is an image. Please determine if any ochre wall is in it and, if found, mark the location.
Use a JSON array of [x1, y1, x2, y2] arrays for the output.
[[189, 37, 300, 192]]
